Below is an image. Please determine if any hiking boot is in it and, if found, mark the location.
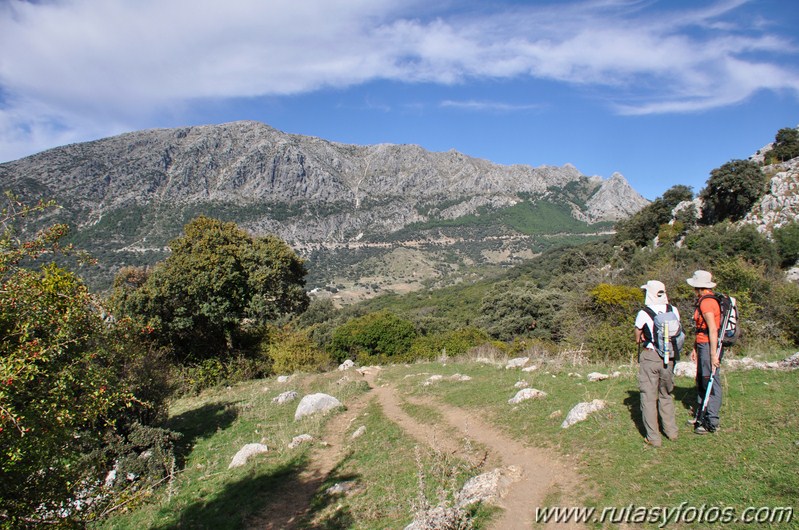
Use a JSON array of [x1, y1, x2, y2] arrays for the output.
[[645, 437, 662, 447], [665, 432, 678, 441], [694, 425, 710, 435]]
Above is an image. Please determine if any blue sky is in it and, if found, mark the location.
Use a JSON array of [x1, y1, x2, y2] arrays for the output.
[[1, 0, 798, 200]]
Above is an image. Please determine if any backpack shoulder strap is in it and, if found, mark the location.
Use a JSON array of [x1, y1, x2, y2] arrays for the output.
[[640, 306, 656, 345]]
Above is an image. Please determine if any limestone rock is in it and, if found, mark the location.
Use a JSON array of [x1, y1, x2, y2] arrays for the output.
[[228, 443, 269, 469], [673, 361, 697, 379], [508, 388, 547, 404], [272, 391, 298, 404], [294, 393, 343, 421], [457, 466, 521, 507], [505, 357, 529, 369], [338, 359, 355, 371], [561, 399, 606, 428], [288, 434, 314, 449], [351, 426, 367, 439]]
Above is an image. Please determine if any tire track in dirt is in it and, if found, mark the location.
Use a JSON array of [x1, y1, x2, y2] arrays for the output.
[[363, 368, 585, 530]]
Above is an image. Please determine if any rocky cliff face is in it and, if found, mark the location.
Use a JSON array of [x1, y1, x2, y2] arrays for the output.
[[0, 120, 649, 295], [743, 157, 799, 233]]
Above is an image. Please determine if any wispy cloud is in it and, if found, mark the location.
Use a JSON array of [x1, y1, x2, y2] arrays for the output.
[[440, 100, 545, 112], [0, 0, 797, 161]]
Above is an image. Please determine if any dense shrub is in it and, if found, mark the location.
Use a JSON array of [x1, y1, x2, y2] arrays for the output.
[[773, 220, 799, 267], [329, 311, 417, 363], [681, 222, 779, 268], [264, 326, 331, 374], [699, 160, 767, 224], [764, 127, 799, 164], [614, 185, 693, 247], [0, 196, 175, 526], [584, 321, 638, 361], [589, 283, 642, 322], [111, 216, 309, 360], [408, 327, 490, 360], [476, 282, 571, 342]]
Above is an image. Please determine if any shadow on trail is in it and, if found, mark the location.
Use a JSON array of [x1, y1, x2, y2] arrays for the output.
[[297, 459, 360, 530]]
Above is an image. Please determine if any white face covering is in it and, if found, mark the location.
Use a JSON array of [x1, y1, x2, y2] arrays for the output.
[[642, 280, 669, 306]]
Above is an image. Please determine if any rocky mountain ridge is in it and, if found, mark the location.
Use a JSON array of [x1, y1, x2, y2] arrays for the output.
[[0, 120, 648, 296]]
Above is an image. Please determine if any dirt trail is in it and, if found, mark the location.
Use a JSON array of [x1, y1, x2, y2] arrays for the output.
[[245, 389, 371, 529], [362, 369, 585, 530], [248, 369, 585, 529]]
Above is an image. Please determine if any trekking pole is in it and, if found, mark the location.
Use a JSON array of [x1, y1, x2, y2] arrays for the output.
[[697, 366, 717, 427]]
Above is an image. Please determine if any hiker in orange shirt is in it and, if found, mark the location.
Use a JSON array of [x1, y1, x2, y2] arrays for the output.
[[687, 270, 721, 434]]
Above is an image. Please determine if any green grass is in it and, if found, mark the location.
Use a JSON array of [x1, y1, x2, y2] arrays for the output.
[[96, 352, 798, 529], [383, 354, 799, 529], [94, 372, 371, 529]]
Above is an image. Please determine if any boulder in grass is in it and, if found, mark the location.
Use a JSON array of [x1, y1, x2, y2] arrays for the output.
[[288, 434, 314, 449], [229, 443, 269, 469], [272, 391, 298, 404], [457, 466, 521, 508], [561, 399, 606, 429], [673, 361, 696, 379], [508, 388, 547, 404], [294, 393, 343, 421], [505, 357, 529, 369]]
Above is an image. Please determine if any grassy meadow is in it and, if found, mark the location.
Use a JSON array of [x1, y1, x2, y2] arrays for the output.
[[95, 348, 798, 530]]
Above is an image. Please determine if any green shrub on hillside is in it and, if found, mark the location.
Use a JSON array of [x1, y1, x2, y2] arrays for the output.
[[264, 326, 331, 374], [700, 159, 768, 224], [773, 220, 799, 267], [111, 216, 309, 361], [0, 197, 175, 526], [408, 327, 490, 360], [681, 222, 779, 268], [476, 283, 569, 342], [764, 127, 799, 164], [329, 311, 417, 363], [614, 185, 693, 247]]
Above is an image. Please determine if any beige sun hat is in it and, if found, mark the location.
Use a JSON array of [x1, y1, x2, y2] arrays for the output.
[[686, 270, 716, 288]]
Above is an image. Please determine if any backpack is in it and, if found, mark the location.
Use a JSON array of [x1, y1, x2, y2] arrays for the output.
[[698, 293, 740, 347], [643, 304, 685, 361]]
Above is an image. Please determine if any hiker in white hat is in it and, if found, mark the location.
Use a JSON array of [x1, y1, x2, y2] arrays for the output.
[[634, 280, 681, 447], [687, 270, 721, 434]]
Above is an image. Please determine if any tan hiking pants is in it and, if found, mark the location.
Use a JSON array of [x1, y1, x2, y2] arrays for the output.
[[638, 348, 678, 443]]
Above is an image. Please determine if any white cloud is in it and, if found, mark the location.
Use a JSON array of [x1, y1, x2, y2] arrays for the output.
[[1, 0, 798, 161], [440, 100, 544, 113]]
